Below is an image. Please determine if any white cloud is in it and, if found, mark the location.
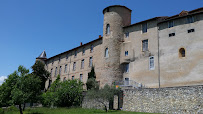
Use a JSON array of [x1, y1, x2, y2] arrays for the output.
[[0, 76, 7, 85]]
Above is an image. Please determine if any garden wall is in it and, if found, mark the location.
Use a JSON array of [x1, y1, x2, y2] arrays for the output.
[[122, 85, 203, 113]]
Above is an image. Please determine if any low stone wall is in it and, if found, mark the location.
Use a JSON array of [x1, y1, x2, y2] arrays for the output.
[[82, 97, 109, 110], [122, 85, 203, 113]]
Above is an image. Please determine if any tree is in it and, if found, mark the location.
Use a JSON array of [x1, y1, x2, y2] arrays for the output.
[[32, 60, 50, 91], [0, 71, 19, 107], [8, 66, 41, 114], [11, 74, 41, 114], [86, 66, 98, 90], [42, 75, 83, 107], [86, 84, 120, 112], [0, 65, 41, 114]]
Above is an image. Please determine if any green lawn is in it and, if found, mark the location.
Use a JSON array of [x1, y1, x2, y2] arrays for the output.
[[3, 107, 158, 114]]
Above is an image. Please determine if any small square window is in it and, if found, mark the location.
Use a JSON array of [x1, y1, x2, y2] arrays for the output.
[[125, 32, 129, 38], [169, 33, 175, 37], [72, 76, 74, 80], [188, 29, 195, 33], [125, 51, 128, 56]]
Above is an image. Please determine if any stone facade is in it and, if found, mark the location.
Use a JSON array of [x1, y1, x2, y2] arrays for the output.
[[35, 5, 203, 88], [122, 85, 203, 113]]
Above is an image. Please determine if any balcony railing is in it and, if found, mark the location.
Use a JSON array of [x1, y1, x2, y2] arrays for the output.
[[114, 80, 148, 89]]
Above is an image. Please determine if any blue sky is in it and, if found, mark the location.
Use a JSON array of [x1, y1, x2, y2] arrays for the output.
[[0, 0, 202, 84]]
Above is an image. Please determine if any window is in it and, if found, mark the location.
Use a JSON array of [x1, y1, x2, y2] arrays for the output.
[[168, 21, 174, 28], [125, 32, 129, 38], [72, 76, 74, 80], [187, 16, 194, 23], [105, 48, 109, 57], [149, 56, 155, 70], [124, 63, 129, 73], [80, 74, 83, 81], [89, 57, 93, 67], [142, 39, 148, 51], [59, 56, 61, 63], [50, 68, 53, 77], [63, 77, 66, 81], [125, 51, 128, 56], [55, 67, 57, 77], [179, 48, 186, 58], [48, 80, 52, 88], [106, 8, 109, 12], [73, 62, 76, 71], [52, 60, 54, 65], [124, 78, 129, 85], [81, 59, 84, 69], [142, 23, 147, 33], [169, 33, 175, 37], [66, 54, 68, 60], [106, 24, 110, 35], [74, 50, 77, 57], [188, 29, 195, 33], [64, 64, 67, 73], [59, 66, 62, 75], [90, 45, 93, 53], [82, 48, 85, 55]]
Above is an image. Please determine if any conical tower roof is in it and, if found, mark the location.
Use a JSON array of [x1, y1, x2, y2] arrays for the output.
[[37, 50, 47, 59]]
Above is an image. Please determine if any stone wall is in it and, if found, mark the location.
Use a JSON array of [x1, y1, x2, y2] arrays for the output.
[[82, 96, 109, 110], [122, 85, 203, 113]]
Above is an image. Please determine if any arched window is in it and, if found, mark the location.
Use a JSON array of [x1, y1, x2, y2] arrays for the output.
[[179, 48, 185, 57], [106, 24, 110, 35], [105, 48, 109, 57]]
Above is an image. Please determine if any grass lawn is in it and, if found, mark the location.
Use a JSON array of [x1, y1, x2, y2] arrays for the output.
[[3, 107, 158, 114]]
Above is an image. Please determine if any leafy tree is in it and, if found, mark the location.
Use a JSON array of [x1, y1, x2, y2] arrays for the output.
[[42, 76, 83, 107], [86, 84, 120, 112], [32, 60, 50, 91], [0, 65, 41, 114], [86, 66, 98, 90], [0, 71, 19, 107]]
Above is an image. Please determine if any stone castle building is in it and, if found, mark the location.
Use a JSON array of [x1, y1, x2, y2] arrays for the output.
[[36, 5, 203, 88]]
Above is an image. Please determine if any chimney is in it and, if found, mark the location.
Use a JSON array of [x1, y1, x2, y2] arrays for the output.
[[80, 42, 83, 46], [99, 35, 102, 38]]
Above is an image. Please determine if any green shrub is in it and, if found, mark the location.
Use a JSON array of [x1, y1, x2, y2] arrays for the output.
[[7, 105, 18, 111], [0, 108, 4, 114]]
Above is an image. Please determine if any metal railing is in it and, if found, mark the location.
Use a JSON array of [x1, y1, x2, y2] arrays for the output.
[[114, 80, 148, 89]]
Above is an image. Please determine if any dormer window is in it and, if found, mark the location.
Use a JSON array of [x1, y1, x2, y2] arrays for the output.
[[168, 21, 174, 28], [106, 24, 110, 35], [142, 23, 147, 33], [187, 16, 194, 23], [90, 45, 94, 53]]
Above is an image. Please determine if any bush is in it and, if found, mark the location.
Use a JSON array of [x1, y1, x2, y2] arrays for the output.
[[7, 105, 18, 111], [42, 78, 83, 107], [0, 108, 4, 114]]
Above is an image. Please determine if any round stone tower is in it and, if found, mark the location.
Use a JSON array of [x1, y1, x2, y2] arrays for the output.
[[100, 5, 131, 87]]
